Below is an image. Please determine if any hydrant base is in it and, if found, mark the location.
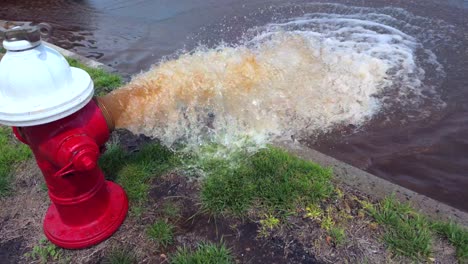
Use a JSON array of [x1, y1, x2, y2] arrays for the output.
[[43, 181, 128, 249]]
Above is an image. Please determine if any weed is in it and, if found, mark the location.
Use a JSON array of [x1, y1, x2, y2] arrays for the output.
[[25, 238, 62, 264], [40, 182, 48, 192], [259, 214, 280, 237], [103, 247, 137, 264], [305, 204, 323, 220], [432, 221, 468, 262], [335, 187, 344, 199], [66, 58, 122, 96], [329, 227, 346, 245], [321, 214, 335, 231], [367, 196, 433, 260], [130, 206, 144, 218], [200, 146, 334, 217], [0, 126, 31, 196], [147, 220, 175, 248], [171, 242, 233, 264]]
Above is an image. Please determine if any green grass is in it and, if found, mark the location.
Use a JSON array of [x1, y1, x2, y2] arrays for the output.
[[66, 57, 122, 96], [366, 196, 433, 260], [103, 248, 137, 264], [99, 142, 178, 203], [329, 226, 346, 245], [25, 238, 63, 264], [160, 201, 182, 220], [171, 242, 233, 264], [147, 220, 175, 248], [200, 146, 334, 216], [0, 126, 31, 197], [432, 221, 468, 261]]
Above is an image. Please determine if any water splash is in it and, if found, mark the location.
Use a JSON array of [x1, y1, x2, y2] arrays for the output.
[[102, 5, 446, 151]]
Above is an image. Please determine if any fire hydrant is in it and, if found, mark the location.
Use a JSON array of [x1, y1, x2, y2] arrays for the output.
[[0, 24, 128, 249]]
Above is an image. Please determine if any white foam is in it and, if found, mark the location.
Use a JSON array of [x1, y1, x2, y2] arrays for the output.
[[109, 5, 447, 152]]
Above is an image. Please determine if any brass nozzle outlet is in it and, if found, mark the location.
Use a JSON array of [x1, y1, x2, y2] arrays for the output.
[[94, 97, 115, 132]]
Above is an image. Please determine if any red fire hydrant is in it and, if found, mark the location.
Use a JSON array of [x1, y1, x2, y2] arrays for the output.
[[0, 24, 128, 249]]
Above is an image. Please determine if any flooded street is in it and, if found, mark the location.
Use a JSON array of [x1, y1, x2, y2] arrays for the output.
[[1, 0, 467, 211]]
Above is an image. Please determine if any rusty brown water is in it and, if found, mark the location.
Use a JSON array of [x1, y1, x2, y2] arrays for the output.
[[1, 0, 467, 211]]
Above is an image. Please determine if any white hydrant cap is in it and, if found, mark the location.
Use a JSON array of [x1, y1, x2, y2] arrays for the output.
[[0, 24, 94, 126]]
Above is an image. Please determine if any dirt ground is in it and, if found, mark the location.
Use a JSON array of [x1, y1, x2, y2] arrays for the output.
[[0, 131, 459, 264]]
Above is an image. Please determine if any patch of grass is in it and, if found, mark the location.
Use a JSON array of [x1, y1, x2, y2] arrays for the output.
[[171, 242, 233, 264], [0, 126, 31, 197], [200, 146, 334, 217], [66, 57, 122, 96], [147, 220, 175, 248], [25, 238, 63, 264], [329, 226, 346, 245], [0, 47, 5, 54], [161, 201, 182, 220], [103, 247, 137, 264], [99, 142, 178, 203], [432, 221, 468, 261], [117, 164, 152, 202], [130, 205, 144, 218], [99, 143, 128, 179], [366, 196, 433, 260]]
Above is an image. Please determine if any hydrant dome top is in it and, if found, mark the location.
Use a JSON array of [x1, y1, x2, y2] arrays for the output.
[[0, 40, 94, 126]]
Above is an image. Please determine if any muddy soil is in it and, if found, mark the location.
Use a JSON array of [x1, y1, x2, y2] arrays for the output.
[[0, 131, 459, 263]]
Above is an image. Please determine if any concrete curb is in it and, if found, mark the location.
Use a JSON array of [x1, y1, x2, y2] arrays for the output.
[[276, 141, 468, 226], [43, 42, 118, 74]]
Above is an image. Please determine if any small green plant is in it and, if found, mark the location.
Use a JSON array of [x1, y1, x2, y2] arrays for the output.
[[367, 196, 433, 260], [305, 204, 323, 220], [103, 247, 137, 264], [329, 227, 346, 245], [66, 58, 122, 96], [0, 126, 31, 196], [130, 205, 144, 218], [432, 221, 468, 261], [259, 214, 280, 237], [320, 214, 335, 231], [335, 187, 344, 199], [25, 238, 62, 264], [171, 242, 233, 264], [147, 220, 175, 248]]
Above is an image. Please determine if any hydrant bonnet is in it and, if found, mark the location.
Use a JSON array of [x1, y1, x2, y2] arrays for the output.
[[0, 24, 94, 126]]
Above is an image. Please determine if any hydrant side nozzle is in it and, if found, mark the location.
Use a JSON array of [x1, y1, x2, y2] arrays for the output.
[[54, 135, 100, 177], [94, 97, 115, 132]]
